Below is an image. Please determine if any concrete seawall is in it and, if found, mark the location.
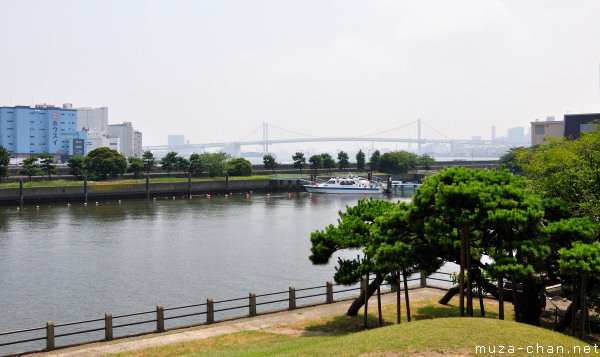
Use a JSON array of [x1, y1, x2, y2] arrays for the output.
[[0, 179, 290, 205]]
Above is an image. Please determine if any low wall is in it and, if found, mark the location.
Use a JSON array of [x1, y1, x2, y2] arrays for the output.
[[0, 179, 281, 205]]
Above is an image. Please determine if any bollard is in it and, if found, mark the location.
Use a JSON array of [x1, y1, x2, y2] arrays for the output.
[[156, 305, 165, 332], [188, 172, 192, 197], [249, 292, 256, 316], [105, 312, 113, 341], [146, 173, 150, 199], [19, 178, 24, 206], [420, 271, 427, 288], [84, 176, 88, 203], [207, 298, 214, 324], [46, 321, 55, 351], [289, 286, 296, 310], [326, 281, 334, 304]]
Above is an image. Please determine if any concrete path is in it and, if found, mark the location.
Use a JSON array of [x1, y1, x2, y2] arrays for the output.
[[27, 287, 446, 357]]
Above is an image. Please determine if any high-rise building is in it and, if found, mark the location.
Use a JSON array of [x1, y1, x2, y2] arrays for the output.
[[76, 106, 108, 132], [108, 122, 135, 158], [133, 131, 143, 158], [0, 104, 87, 162]]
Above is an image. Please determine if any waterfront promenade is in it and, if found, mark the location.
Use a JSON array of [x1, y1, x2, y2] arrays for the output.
[[27, 287, 445, 357]]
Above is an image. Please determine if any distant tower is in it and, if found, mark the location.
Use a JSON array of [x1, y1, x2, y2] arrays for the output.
[[492, 126, 496, 142]]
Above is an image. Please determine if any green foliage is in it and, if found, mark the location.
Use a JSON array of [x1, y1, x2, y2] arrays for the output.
[[263, 154, 279, 172], [84, 147, 127, 180], [38, 153, 57, 178], [203, 152, 230, 177], [355, 150, 366, 171], [516, 128, 600, 216], [0, 145, 10, 179], [292, 152, 306, 173], [67, 155, 85, 179], [560, 241, 600, 276], [499, 146, 527, 174], [160, 151, 179, 173], [369, 150, 381, 171], [142, 151, 157, 173], [189, 153, 204, 175], [127, 157, 145, 178], [309, 198, 396, 285], [176, 156, 190, 174], [337, 151, 350, 170], [309, 154, 322, 173], [417, 153, 436, 170], [19, 156, 43, 180], [228, 157, 252, 176], [321, 153, 336, 172], [379, 151, 418, 173]]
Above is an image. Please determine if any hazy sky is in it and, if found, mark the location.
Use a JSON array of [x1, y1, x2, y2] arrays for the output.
[[1, 0, 600, 147]]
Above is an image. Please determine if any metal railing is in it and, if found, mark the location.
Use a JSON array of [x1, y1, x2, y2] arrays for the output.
[[0, 271, 448, 356]]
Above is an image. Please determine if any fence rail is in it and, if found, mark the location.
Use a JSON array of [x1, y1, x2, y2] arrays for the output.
[[0, 271, 451, 356]]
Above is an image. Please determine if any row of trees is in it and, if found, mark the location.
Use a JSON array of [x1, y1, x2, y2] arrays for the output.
[[310, 128, 600, 332], [264, 150, 435, 174]]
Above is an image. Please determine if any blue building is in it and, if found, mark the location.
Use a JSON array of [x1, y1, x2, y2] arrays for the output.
[[0, 104, 87, 162]]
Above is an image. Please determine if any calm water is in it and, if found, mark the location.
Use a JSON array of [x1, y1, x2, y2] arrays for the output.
[[0, 191, 421, 353]]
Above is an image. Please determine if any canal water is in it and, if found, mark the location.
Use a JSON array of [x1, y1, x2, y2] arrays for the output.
[[1, 191, 446, 354]]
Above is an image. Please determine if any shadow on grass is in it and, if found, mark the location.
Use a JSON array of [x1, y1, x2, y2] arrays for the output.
[[301, 298, 510, 334]]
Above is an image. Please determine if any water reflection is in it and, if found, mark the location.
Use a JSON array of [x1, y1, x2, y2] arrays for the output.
[[0, 192, 412, 351]]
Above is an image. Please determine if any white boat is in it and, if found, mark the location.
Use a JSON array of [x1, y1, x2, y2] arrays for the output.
[[304, 176, 383, 194]]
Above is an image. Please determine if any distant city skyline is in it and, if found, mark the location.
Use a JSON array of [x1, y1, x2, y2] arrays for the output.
[[1, 1, 599, 147]]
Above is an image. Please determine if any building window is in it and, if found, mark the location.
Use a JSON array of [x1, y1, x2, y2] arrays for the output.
[[7, 119, 13, 122], [580, 123, 598, 133], [534, 125, 545, 135]]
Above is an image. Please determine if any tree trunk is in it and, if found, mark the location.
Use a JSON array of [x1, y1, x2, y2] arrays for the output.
[[459, 227, 466, 317], [580, 274, 587, 339], [571, 273, 578, 336], [403, 269, 411, 322], [396, 271, 401, 324], [497, 238, 504, 320], [466, 229, 473, 316], [478, 283, 485, 317], [347, 278, 380, 316], [377, 275, 383, 327]]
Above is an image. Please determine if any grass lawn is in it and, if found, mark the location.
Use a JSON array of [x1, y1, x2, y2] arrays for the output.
[[0, 175, 274, 189], [110, 296, 595, 357]]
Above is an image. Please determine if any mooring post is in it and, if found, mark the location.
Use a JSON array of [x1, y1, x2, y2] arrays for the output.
[[19, 178, 23, 206], [420, 271, 427, 287], [289, 286, 296, 310], [105, 312, 113, 341], [326, 281, 333, 304], [83, 176, 88, 203], [207, 298, 214, 323], [188, 172, 192, 196], [226, 172, 229, 191], [46, 321, 55, 351], [156, 305, 164, 332], [387, 175, 392, 194], [146, 173, 150, 199], [249, 292, 256, 316]]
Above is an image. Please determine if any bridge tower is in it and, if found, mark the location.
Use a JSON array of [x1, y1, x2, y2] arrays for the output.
[[417, 119, 422, 155], [262, 122, 269, 154]]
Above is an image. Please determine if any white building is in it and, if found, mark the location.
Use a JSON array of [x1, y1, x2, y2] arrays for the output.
[[76, 106, 108, 132], [108, 122, 134, 158], [133, 131, 143, 158]]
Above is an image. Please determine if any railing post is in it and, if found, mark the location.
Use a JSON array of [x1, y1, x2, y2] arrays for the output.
[[105, 312, 113, 341], [289, 286, 296, 310], [326, 281, 333, 304], [420, 271, 427, 287], [156, 305, 165, 332], [207, 298, 214, 323], [46, 321, 55, 351], [249, 292, 256, 316]]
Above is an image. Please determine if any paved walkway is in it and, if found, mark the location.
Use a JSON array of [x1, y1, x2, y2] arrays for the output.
[[27, 287, 446, 357]]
